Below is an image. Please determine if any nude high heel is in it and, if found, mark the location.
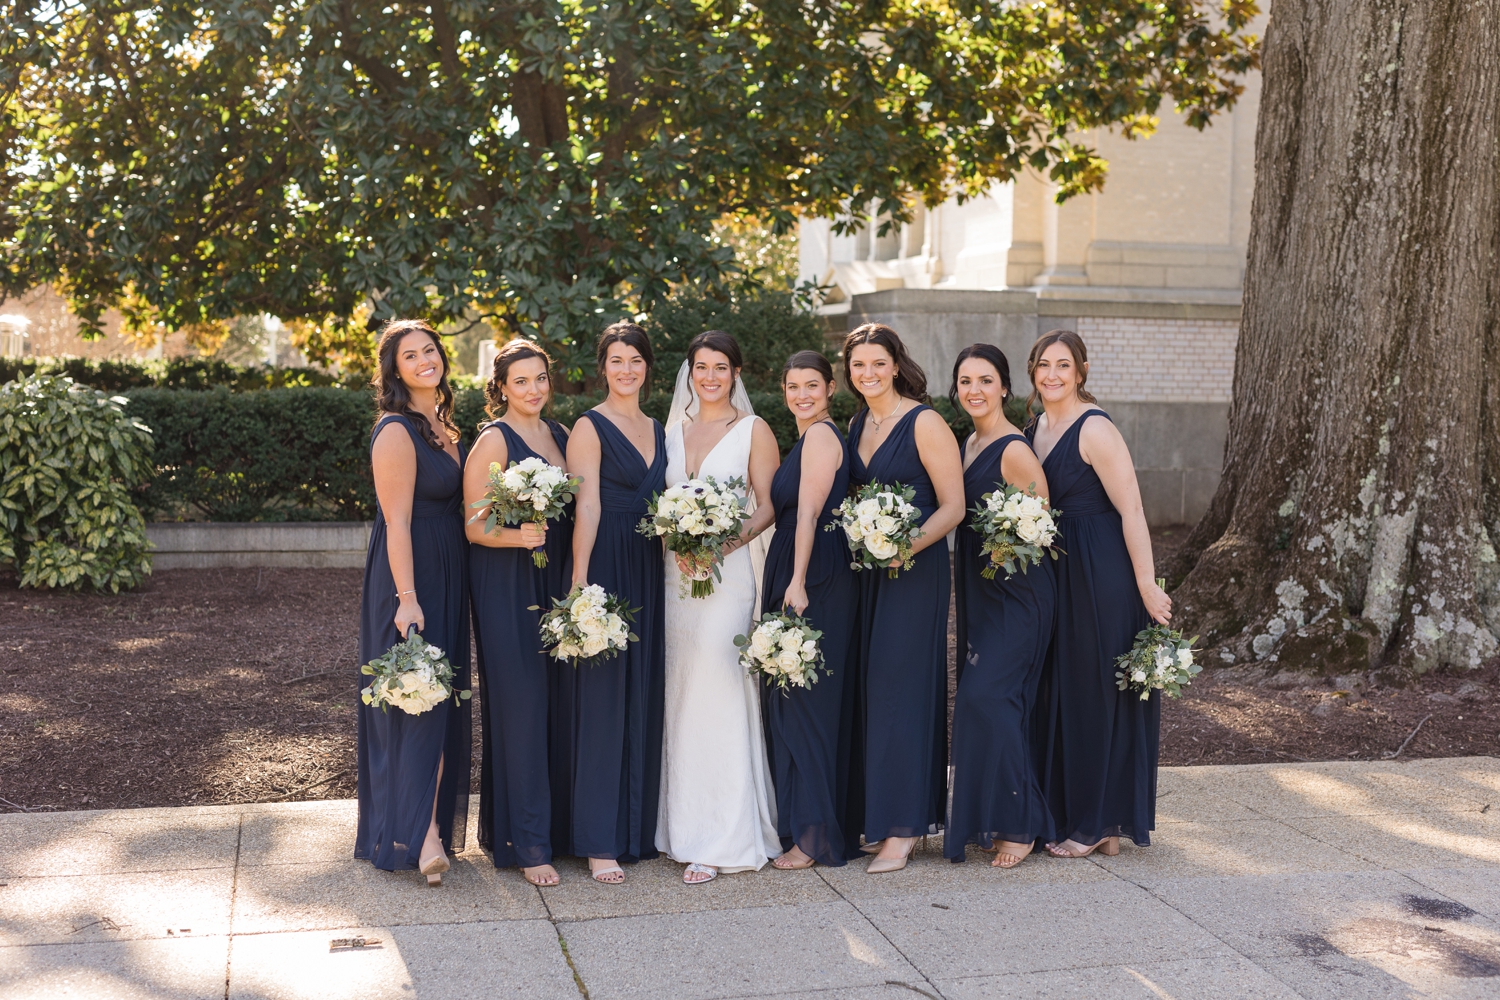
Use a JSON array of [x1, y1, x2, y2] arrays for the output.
[[866, 836, 923, 874]]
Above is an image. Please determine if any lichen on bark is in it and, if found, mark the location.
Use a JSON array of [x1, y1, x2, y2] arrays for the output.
[[1168, 0, 1500, 679]]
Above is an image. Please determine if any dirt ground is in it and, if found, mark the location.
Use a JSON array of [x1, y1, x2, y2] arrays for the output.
[[2, 539, 1497, 813]]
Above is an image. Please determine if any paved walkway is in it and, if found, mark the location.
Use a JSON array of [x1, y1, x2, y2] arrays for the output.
[[3, 758, 1499, 999]]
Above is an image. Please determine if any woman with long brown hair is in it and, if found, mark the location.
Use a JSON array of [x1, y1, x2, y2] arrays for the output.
[[1025, 329, 1170, 859], [355, 319, 472, 887], [464, 338, 572, 887], [842, 323, 966, 874], [563, 321, 668, 884]]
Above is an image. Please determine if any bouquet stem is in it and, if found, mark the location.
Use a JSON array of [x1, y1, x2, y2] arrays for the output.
[[691, 578, 716, 599]]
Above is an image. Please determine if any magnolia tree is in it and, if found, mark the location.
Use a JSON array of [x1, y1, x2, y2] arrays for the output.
[[1169, 0, 1500, 678], [1, 0, 1258, 372]]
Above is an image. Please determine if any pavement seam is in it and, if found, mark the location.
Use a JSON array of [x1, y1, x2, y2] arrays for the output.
[[1086, 853, 1322, 999], [532, 875, 591, 999], [223, 814, 243, 1000], [813, 851, 951, 1000]]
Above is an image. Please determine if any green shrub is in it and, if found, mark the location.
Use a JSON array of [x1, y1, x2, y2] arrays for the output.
[[124, 387, 378, 521], [0, 375, 155, 591], [642, 290, 828, 394], [0, 356, 362, 392]]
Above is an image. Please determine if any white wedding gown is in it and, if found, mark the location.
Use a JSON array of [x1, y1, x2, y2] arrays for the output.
[[656, 415, 780, 871]]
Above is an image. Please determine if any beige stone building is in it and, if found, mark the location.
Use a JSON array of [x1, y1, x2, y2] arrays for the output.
[[802, 74, 1259, 526]]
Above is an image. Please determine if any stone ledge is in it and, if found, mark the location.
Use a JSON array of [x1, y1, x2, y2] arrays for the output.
[[144, 522, 372, 570]]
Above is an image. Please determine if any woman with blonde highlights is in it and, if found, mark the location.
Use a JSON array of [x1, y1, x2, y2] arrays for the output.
[[841, 323, 966, 874], [1025, 329, 1170, 859], [464, 338, 572, 887]]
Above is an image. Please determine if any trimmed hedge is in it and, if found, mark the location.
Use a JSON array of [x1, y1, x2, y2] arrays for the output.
[[125, 387, 378, 522], [0, 356, 362, 392], [122, 385, 998, 523]]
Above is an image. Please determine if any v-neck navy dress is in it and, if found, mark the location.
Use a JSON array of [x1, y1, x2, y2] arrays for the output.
[[355, 414, 472, 871], [760, 420, 860, 866], [560, 410, 667, 862], [848, 405, 950, 843], [946, 434, 1057, 859], [1027, 410, 1157, 847], [470, 419, 573, 869]]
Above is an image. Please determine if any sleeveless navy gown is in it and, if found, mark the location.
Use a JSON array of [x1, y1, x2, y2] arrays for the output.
[[946, 435, 1057, 860], [470, 419, 572, 869], [1028, 410, 1157, 847], [356, 414, 472, 871], [760, 420, 860, 866], [560, 410, 667, 862], [848, 405, 950, 843]]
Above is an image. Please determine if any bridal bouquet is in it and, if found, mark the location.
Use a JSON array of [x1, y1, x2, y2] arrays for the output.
[[1115, 610, 1200, 701], [470, 456, 582, 568], [735, 612, 827, 694], [361, 628, 471, 715], [533, 584, 638, 666], [827, 481, 923, 578], [970, 484, 1062, 580], [638, 476, 748, 598]]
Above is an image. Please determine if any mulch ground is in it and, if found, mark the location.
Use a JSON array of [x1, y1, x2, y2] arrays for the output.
[[3, 548, 1497, 813]]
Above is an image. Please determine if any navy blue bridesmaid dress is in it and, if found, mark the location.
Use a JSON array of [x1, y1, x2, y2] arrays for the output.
[[759, 420, 860, 866], [356, 414, 472, 871], [470, 419, 572, 869], [848, 405, 950, 843], [945, 435, 1057, 860], [1028, 410, 1157, 847], [560, 410, 667, 862]]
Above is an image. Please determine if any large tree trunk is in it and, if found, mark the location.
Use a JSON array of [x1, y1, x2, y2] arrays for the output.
[[1171, 0, 1500, 679]]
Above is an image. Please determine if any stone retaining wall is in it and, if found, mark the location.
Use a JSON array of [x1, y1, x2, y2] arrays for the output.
[[145, 522, 372, 570]]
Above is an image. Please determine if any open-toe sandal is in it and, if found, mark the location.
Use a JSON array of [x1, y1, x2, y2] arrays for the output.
[[772, 852, 815, 870], [683, 863, 718, 884], [523, 866, 560, 887], [590, 864, 625, 884]]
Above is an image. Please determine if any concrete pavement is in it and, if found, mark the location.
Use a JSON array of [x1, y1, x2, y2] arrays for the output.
[[2, 757, 1499, 999]]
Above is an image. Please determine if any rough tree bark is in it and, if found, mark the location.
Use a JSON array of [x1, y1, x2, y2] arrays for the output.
[[1170, 0, 1500, 678]]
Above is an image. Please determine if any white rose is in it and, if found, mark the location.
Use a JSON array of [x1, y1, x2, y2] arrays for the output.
[[577, 613, 606, 637], [1176, 648, 1194, 670], [855, 498, 881, 520], [749, 629, 776, 658], [876, 514, 898, 535], [1131, 669, 1147, 683], [777, 648, 803, 674], [779, 629, 802, 652], [557, 642, 582, 659], [581, 635, 608, 657], [800, 639, 818, 661], [865, 533, 898, 560], [1016, 517, 1042, 543], [680, 513, 705, 536], [844, 521, 865, 542], [425, 644, 443, 659]]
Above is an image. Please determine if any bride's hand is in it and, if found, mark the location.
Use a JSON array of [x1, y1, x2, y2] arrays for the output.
[[675, 552, 702, 577]]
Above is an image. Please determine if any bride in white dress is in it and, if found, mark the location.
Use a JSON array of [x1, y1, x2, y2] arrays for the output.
[[657, 332, 782, 883]]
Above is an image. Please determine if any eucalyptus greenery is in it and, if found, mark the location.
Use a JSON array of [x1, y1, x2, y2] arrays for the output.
[[0, 375, 155, 591], [1, 0, 1259, 373]]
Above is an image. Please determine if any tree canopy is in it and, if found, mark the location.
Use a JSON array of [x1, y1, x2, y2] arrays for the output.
[[1, 0, 1258, 372]]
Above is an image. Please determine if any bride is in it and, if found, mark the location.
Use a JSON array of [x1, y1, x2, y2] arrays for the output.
[[657, 330, 782, 883]]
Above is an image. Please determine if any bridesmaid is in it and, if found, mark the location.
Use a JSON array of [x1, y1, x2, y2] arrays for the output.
[[761, 351, 860, 870], [1025, 330, 1171, 858], [356, 319, 472, 887], [843, 323, 966, 874], [564, 321, 668, 884], [945, 344, 1056, 868], [464, 339, 572, 887]]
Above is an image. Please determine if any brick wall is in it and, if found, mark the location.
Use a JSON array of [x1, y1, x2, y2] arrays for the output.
[[1075, 315, 1238, 403]]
